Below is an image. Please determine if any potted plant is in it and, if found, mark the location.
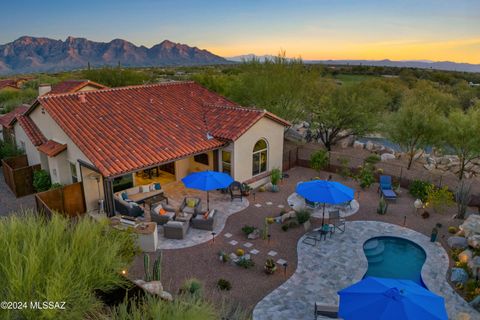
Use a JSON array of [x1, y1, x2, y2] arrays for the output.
[[242, 183, 252, 196], [218, 251, 229, 263], [264, 258, 277, 275], [270, 168, 282, 192]]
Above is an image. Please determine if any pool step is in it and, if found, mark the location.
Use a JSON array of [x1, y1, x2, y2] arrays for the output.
[[367, 255, 384, 264], [364, 241, 385, 258]]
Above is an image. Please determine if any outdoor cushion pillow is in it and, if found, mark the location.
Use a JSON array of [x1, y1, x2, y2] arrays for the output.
[[154, 183, 161, 190], [149, 184, 155, 192], [129, 201, 139, 208], [153, 204, 163, 215], [121, 192, 128, 200], [141, 185, 150, 193], [207, 209, 215, 219], [203, 212, 209, 220], [186, 198, 196, 208]]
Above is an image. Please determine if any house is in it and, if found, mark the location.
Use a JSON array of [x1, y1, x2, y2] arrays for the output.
[[0, 78, 29, 92], [38, 79, 108, 95], [11, 81, 289, 215], [0, 105, 29, 142]]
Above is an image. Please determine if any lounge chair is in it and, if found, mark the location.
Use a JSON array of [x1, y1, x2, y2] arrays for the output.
[[379, 175, 397, 201], [314, 302, 339, 319], [329, 210, 345, 233]]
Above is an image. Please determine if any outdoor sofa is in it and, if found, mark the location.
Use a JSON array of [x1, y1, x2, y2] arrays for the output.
[[114, 183, 164, 216], [191, 209, 217, 231], [163, 221, 189, 239]]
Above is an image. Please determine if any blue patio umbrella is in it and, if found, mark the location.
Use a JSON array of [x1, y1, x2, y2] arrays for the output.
[[181, 170, 233, 211], [295, 180, 354, 225], [338, 277, 448, 320]]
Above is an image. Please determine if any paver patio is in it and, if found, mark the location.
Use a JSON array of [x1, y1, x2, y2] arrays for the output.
[[253, 221, 478, 320]]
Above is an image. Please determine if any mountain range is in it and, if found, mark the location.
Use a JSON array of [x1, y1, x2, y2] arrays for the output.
[[228, 54, 480, 73], [0, 36, 228, 74]]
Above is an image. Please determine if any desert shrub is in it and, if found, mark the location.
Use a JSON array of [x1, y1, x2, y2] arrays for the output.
[[281, 224, 289, 232], [236, 249, 245, 256], [295, 210, 311, 224], [0, 212, 137, 320], [50, 183, 63, 190], [448, 226, 458, 234], [241, 225, 255, 235], [357, 164, 375, 189], [426, 185, 454, 213], [111, 294, 216, 320], [288, 220, 299, 228], [270, 168, 282, 186], [310, 149, 329, 172], [236, 257, 254, 269], [337, 157, 351, 179], [217, 279, 232, 291], [409, 180, 433, 202], [179, 278, 203, 298], [33, 169, 52, 192], [0, 140, 24, 160], [364, 154, 380, 165]]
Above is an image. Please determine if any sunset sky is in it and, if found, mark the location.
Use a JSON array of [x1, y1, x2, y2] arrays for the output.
[[1, 0, 479, 63]]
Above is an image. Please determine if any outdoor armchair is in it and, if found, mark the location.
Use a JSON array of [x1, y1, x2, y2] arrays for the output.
[[379, 175, 397, 201], [179, 197, 202, 215]]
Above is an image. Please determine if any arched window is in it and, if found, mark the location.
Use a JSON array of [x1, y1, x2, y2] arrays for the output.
[[252, 139, 268, 176]]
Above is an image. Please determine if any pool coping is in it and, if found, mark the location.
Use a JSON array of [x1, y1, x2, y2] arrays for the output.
[[253, 221, 478, 320]]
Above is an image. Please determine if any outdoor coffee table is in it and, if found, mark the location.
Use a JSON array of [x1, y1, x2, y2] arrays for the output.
[[175, 213, 193, 223], [144, 194, 169, 212]]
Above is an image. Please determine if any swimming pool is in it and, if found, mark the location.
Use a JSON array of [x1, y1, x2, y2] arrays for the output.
[[363, 236, 426, 286]]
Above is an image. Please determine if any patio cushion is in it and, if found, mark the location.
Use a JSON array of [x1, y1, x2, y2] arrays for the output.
[[186, 198, 197, 208], [203, 212, 209, 219], [207, 209, 215, 219], [121, 192, 128, 200], [167, 221, 183, 228], [154, 183, 161, 190], [141, 185, 150, 193]]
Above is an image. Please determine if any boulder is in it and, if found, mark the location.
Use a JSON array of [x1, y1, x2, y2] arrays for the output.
[[247, 228, 260, 240], [353, 141, 365, 150], [458, 249, 473, 263], [468, 235, 480, 249], [381, 153, 396, 162], [340, 136, 355, 148], [460, 215, 480, 238], [281, 211, 296, 223], [365, 141, 374, 151], [450, 268, 468, 284], [468, 256, 480, 277], [160, 290, 173, 301], [141, 280, 163, 295], [447, 236, 468, 249], [423, 163, 435, 171]]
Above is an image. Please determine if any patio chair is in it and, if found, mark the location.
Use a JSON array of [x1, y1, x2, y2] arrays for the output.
[[314, 302, 339, 319], [191, 209, 217, 231], [179, 197, 202, 215], [150, 203, 176, 225], [329, 210, 345, 233], [379, 175, 397, 201], [229, 181, 243, 202], [302, 229, 322, 246]]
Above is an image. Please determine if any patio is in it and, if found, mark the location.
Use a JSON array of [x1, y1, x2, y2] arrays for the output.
[[253, 221, 478, 320], [126, 166, 477, 318]]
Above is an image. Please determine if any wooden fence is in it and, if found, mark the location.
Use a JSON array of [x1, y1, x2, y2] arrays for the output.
[[1, 155, 40, 197], [35, 182, 86, 217]]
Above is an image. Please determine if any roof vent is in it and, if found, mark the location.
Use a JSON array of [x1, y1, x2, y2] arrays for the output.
[[206, 132, 214, 140], [78, 94, 86, 103]]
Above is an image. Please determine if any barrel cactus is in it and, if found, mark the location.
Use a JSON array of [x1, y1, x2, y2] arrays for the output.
[[153, 251, 162, 281]]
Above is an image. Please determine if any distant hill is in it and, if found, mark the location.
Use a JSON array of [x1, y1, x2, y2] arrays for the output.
[[0, 36, 229, 75], [227, 54, 480, 73]]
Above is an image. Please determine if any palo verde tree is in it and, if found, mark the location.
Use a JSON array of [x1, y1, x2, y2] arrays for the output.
[[444, 107, 480, 179], [309, 81, 388, 151], [385, 83, 450, 169]]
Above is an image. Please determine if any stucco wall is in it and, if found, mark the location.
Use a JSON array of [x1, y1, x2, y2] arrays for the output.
[[14, 124, 40, 166], [29, 106, 93, 185], [81, 166, 104, 212], [174, 151, 214, 181], [232, 117, 285, 185]]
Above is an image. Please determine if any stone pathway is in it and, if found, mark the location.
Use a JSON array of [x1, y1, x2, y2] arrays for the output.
[[0, 170, 35, 217], [253, 221, 479, 320], [287, 192, 359, 219], [156, 198, 249, 250]]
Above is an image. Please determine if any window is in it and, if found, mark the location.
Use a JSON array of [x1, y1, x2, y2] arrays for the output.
[[252, 139, 268, 176], [70, 162, 78, 183], [194, 153, 209, 166], [222, 151, 231, 175]]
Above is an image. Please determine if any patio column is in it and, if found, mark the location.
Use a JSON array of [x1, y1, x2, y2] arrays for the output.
[[103, 177, 115, 217]]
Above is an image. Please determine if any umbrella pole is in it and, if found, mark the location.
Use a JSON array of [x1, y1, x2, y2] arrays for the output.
[[207, 191, 210, 211], [322, 203, 326, 226]]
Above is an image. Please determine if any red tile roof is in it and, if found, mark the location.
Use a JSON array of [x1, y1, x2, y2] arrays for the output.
[[0, 105, 28, 128], [16, 115, 47, 146], [37, 140, 67, 157], [37, 81, 289, 177], [48, 80, 107, 95], [0, 79, 20, 91]]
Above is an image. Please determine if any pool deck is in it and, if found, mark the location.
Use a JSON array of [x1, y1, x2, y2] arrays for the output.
[[253, 221, 478, 320]]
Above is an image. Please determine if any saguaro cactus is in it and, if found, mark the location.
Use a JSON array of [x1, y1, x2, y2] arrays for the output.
[[143, 253, 151, 282], [153, 251, 162, 281]]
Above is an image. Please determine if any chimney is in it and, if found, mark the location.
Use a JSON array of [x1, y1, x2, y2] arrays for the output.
[[38, 84, 52, 96], [78, 94, 86, 103]]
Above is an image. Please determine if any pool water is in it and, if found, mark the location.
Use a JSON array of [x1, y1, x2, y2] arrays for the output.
[[363, 236, 426, 286]]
